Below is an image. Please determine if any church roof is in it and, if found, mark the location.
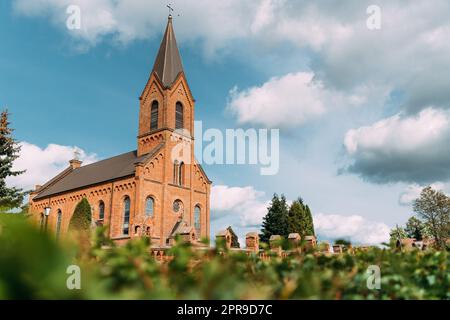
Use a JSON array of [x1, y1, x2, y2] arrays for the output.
[[152, 15, 184, 88], [33, 143, 164, 200], [169, 220, 195, 237]]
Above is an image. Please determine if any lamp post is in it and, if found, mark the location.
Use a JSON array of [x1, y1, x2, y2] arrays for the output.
[[44, 207, 51, 232]]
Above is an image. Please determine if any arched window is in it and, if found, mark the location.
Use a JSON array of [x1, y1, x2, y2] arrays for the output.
[[56, 210, 62, 239], [99, 201, 105, 220], [178, 162, 184, 186], [145, 197, 154, 218], [194, 205, 201, 236], [123, 196, 131, 235], [175, 102, 184, 129], [173, 160, 179, 185], [150, 100, 159, 131]]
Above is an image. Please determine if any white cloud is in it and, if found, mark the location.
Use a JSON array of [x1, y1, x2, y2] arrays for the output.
[[314, 213, 390, 245], [211, 185, 268, 227], [12, 0, 256, 54], [250, 0, 276, 34], [210, 185, 267, 247], [6, 141, 98, 191], [344, 108, 450, 183], [13, 0, 119, 47], [227, 72, 367, 128], [398, 182, 447, 206], [211, 185, 263, 211]]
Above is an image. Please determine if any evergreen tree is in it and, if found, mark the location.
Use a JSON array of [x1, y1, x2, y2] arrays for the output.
[[335, 239, 351, 246], [69, 198, 92, 231], [260, 194, 289, 242], [288, 199, 302, 234], [287, 198, 315, 237], [0, 110, 26, 209], [226, 226, 240, 248], [303, 203, 315, 236]]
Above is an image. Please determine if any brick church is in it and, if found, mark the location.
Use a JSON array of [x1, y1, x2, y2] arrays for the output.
[[29, 15, 211, 246]]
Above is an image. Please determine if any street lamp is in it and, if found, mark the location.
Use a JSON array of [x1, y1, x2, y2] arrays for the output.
[[44, 207, 51, 232]]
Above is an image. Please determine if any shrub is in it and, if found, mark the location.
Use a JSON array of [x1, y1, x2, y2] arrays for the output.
[[0, 215, 449, 300]]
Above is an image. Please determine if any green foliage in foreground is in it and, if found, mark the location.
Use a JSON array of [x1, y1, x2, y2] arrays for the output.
[[0, 215, 449, 300]]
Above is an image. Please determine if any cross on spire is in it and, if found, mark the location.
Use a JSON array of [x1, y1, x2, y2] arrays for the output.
[[73, 149, 81, 161], [167, 4, 174, 17]]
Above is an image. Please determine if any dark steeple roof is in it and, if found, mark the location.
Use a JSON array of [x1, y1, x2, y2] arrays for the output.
[[152, 15, 184, 88]]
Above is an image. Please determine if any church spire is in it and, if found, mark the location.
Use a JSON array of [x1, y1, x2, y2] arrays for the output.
[[152, 15, 184, 88]]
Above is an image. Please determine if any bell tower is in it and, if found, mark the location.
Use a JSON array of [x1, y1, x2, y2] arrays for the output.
[[137, 15, 195, 157]]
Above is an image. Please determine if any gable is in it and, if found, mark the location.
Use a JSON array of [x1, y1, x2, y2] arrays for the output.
[[140, 72, 165, 106], [169, 74, 195, 108], [193, 159, 212, 192]]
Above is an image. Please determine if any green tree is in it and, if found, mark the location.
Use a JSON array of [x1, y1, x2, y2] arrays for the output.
[[413, 186, 450, 250], [260, 194, 289, 242], [287, 200, 302, 234], [335, 239, 351, 246], [69, 198, 92, 231], [0, 110, 26, 209], [404, 216, 431, 241], [302, 202, 315, 236], [226, 226, 240, 248], [389, 225, 407, 241], [389, 225, 407, 248], [287, 198, 315, 237]]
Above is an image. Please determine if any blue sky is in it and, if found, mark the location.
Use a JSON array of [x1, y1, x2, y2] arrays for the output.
[[3, 0, 450, 245]]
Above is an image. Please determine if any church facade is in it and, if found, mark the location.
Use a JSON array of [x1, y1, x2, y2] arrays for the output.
[[29, 16, 211, 246]]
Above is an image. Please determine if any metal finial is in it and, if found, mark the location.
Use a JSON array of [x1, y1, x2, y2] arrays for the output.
[[167, 4, 174, 17], [74, 149, 81, 161]]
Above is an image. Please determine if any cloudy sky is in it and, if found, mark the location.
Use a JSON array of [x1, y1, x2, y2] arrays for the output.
[[2, 0, 450, 245]]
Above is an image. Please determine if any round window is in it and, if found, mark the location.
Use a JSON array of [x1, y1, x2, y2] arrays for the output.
[[173, 200, 183, 213]]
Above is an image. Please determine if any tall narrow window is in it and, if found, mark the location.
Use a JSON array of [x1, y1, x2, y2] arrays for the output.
[[194, 205, 201, 236], [145, 197, 154, 218], [56, 210, 62, 239], [99, 201, 105, 220], [175, 102, 184, 129], [150, 101, 159, 131], [173, 161, 179, 185], [123, 196, 131, 235], [178, 162, 184, 186]]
